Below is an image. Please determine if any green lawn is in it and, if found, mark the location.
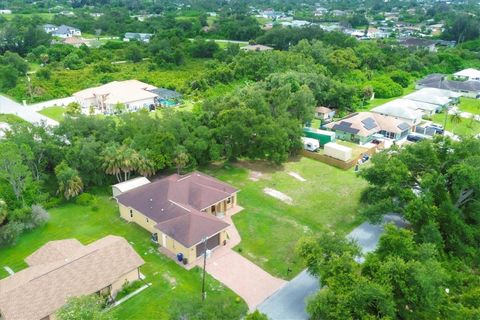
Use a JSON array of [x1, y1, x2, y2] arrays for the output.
[[0, 113, 26, 124], [432, 112, 480, 136], [360, 84, 416, 111], [0, 193, 247, 318], [458, 97, 480, 115], [39, 106, 66, 122], [3, 13, 54, 21], [204, 157, 367, 279]]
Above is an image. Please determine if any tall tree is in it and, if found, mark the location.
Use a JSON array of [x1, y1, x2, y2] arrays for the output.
[[0, 142, 32, 201], [54, 161, 84, 200]]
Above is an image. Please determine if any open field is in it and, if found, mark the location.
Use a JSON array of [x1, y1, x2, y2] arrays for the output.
[[432, 112, 480, 136], [361, 84, 416, 111], [0, 192, 247, 318], [38, 106, 66, 122], [205, 157, 367, 279], [458, 97, 480, 114], [2, 13, 54, 21]]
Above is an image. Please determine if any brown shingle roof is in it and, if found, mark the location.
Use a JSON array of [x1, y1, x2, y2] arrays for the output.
[[25, 239, 84, 266], [116, 172, 236, 248], [0, 236, 144, 320]]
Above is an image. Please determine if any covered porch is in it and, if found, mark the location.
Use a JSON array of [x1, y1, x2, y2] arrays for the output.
[[203, 193, 238, 218]]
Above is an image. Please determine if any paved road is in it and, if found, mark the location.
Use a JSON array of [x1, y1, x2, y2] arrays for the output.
[[257, 214, 408, 320], [0, 95, 58, 126], [258, 270, 319, 319]]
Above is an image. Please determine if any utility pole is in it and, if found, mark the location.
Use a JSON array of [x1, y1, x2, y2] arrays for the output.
[[201, 236, 208, 302]]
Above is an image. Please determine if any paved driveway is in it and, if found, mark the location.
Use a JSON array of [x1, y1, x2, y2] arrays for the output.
[[0, 95, 58, 126], [197, 207, 286, 310], [257, 214, 408, 319]]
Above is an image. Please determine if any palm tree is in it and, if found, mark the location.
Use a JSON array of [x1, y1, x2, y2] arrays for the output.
[[449, 111, 463, 135], [102, 144, 155, 182], [54, 161, 83, 200], [102, 144, 122, 183]]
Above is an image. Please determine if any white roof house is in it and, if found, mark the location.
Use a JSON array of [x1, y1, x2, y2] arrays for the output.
[[454, 68, 480, 81], [73, 80, 158, 114], [112, 177, 151, 197], [371, 99, 424, 125]]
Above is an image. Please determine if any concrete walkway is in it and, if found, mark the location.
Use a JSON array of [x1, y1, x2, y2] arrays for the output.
[[257, 214, 408, 320], [196, 207, 286, 311], [0, 95, 58, 126]]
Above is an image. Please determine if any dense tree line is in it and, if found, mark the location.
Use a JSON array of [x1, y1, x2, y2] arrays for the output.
[[298, 137, 480, 319]]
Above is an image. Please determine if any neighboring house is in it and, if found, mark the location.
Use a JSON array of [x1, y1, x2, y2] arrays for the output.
[[371, 99, 424, 125], [124, 32, 154, 43], [241, 44, 274, 52], [43, 24, 81, 38], [115, 172, 239, 264], [325, 112, 411, 145], [403, 88, 461, 114], [63, 36, 89, 47], [314, 106, 335, 123], [0, 236, 144, 320], [0, 9, 12, 14], [416, 74, 480, 98], [73, 80, 158, 114], [43, 24, 57, 33], [398, 37, 437, 52], [453, 68, 480, 81]]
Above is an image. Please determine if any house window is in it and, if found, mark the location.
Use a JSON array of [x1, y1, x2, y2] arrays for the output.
[[227, 197, 232, 204], [146, 217, 149, 223], [130, 209, 133, 218]]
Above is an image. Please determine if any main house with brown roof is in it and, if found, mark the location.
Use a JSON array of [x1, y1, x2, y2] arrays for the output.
[[115, 172, 239, 264], [0, 235, 144, 320]]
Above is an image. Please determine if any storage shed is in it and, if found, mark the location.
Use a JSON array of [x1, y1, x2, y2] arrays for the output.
[[324, 142, 352, 162], [112, 177, 151, 197], [303, 127, 336, 146]]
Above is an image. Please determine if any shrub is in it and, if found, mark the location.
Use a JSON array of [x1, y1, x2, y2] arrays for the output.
[[115, 280, 144, 301], [0, 221, 24, 247], [29, 204, 50, 228], [389, 70, 411, 88], [75, 193, 94, 206], [370, 77, 403, 98]]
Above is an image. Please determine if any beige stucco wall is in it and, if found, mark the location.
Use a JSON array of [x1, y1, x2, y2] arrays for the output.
[[111, 268, 141, 297], [119, 203, 158, 233]]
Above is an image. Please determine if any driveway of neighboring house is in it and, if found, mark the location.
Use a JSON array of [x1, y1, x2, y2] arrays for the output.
[[196, 207, 287, 310], [29, 96, 75, 112], [0, 95, 58, 126], [257, 214, 408, 320]]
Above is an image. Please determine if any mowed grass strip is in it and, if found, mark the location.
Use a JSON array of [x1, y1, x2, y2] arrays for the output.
[[204, 157, 367, 279], [0, 192, 246, 318]]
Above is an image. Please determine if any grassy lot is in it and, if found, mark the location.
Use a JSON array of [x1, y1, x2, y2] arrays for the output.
[[6, 59, 210, 103], [2, 13, 54, 21], [0, 193, 247, 318], [360, 84, 416, 111], [432, 112, 480, 136], [458, 97, 480, 114], [38, 106, 66, 122], [205, 157, 367, 279], [0, 113, 26, 124]]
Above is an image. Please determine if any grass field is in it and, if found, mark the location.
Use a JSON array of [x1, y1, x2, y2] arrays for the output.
[[204, 157, 367, 279], [458, 97, 480, 114], [361, 85, 416, 111], [38, 106, 66, 122], [2, 13, 54, 21], [0, 193, 247, 318], [432, 112, 480, 136]]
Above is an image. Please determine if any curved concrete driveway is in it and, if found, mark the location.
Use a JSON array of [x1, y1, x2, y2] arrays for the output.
[[196, 207, 286, 310], [0, 95, 58, 126]]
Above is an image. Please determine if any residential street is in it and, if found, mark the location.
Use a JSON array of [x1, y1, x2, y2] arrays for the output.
[[0, 95, 58, 126], [258, 214, 408, 320]]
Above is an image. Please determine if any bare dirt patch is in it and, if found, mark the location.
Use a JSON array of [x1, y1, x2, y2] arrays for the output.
[[263, 188, 293, 205], [162, 273, 177, 288], [288, 171, 306, 182], [249, 171, 263, 181]]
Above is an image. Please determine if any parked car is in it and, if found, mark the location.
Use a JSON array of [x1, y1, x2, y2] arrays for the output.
[[426, 124, 444, 135], [407, 134, 427, 142]]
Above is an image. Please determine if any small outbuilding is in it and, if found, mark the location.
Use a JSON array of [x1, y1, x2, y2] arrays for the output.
[[112, 177, 151, 197], [324, 142, 352, 161]]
